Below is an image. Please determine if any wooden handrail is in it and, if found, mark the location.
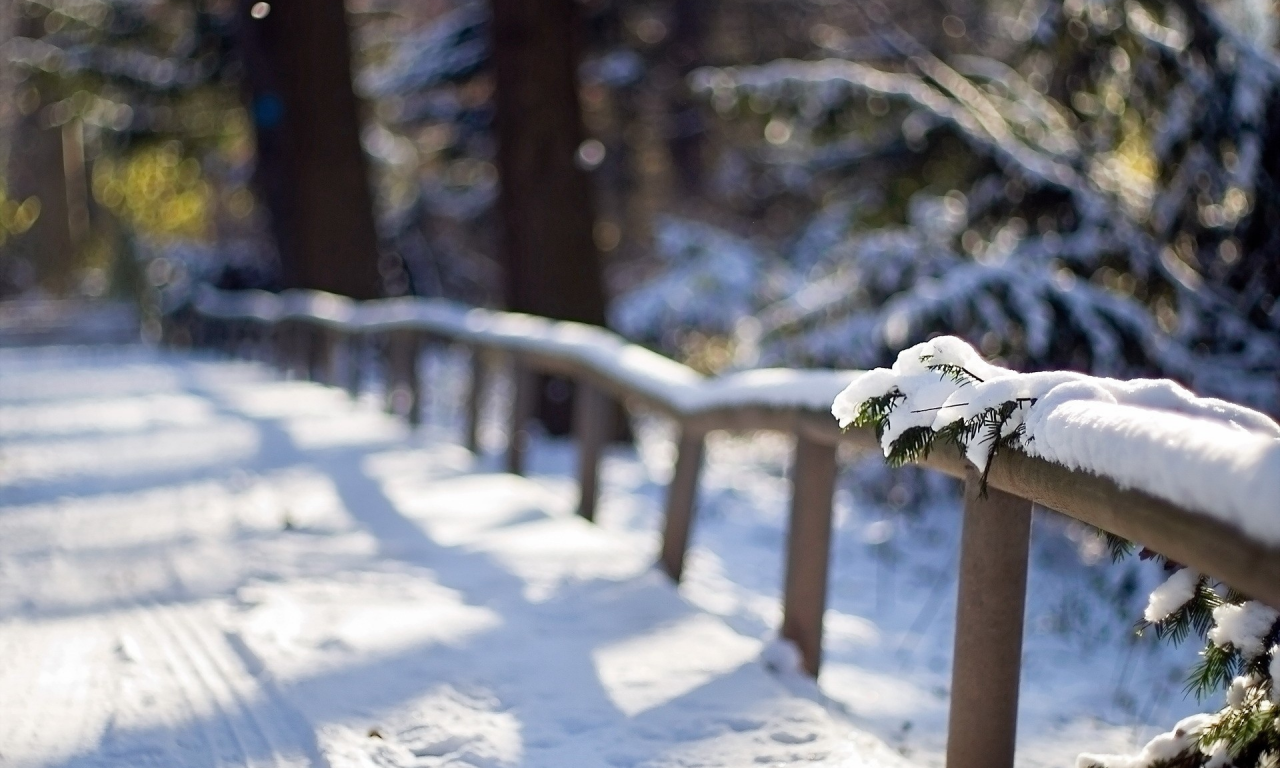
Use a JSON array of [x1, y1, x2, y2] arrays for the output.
[[183, 287, 1280, 768]]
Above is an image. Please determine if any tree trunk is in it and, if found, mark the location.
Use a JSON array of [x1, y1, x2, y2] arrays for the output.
[[491, 0, 607, 434], [6, 99, 77, 296], [3, 11, 80, 297], [236, 0, 382, 300]]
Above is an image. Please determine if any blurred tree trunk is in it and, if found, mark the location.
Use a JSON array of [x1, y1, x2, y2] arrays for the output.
[[235, 0, 381, 300], [6, 109, 76, 296], [3, 12, 78, 296], [491, 0, 607, 433]]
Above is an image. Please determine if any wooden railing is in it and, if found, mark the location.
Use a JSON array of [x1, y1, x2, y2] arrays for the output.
[[181, 287, 1280, 768]]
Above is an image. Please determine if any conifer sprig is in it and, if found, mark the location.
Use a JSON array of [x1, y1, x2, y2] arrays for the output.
[[925, 361, 985, 386], [847, 391, 904, 439]]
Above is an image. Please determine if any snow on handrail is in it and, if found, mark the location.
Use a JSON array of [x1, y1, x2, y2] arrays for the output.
[[194, 287, 855, 417]]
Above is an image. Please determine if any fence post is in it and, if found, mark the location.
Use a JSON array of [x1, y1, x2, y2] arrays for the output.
[[385, 330, 422, 425], [573, 380, 612, 521], [465, 348, 486, 453], [781, 433, 839, 677], [659, 427, 706, 582], [275, 321, 299, 377], [305, 325, 327, 382], [342, 331, 362, 399], [407, 336, 424, 427], [272, 320, 288, 373], [945, 473, 1033, 768], [289, 322, 310, 379], [506, 360, 535, 475], [267, 323, 282, 371], [382, 333, 397, 413], [318, 328, 342, 385]]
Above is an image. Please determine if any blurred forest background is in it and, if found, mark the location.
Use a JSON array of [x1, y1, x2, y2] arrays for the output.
[[2, 0, 1279, 418]]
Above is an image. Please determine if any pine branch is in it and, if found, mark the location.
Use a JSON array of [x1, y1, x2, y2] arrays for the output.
[[925, 361, 985, 385], [973, 400, 1020, 494], [885, 426, 937, 467], [1198, 688, 1276, 757], [1102, 531, 1135, 563], [933, 416, 972, 447], [1186, 642, 1238, 701], [847, 391, 905, 438], [1147, 578, 1219, 646]]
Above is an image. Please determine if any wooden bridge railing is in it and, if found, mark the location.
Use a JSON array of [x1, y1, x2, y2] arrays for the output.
[[182, 287, 1280, 768]]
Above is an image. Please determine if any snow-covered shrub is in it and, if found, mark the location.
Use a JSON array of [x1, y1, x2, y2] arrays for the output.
[[359, 2, 488, 108], [611, 217, 797, 369], [694, 0, 1280, 416], [832, 334, 1280, 767], [354, 1, 500, 300]]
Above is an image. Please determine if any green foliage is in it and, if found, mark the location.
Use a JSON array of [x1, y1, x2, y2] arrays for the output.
[[1102, 531, 1135, 563], [849, 371, 1028, 491], [924, 360, 985, 386], [1199, 690, 1280, 762], [1137, 571, 1280, 766], [972, 400, 1025, 490], [848, 391, 904, 439], [1136, 575, 1219, 647], [1188, 638, 1239, 700], [934, 415, 980, 449], [884, 426, 937, 467]]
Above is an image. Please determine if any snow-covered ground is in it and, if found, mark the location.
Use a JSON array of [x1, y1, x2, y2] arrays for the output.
[[0, 345, 908, 768], [0, 344, 1209, 768]]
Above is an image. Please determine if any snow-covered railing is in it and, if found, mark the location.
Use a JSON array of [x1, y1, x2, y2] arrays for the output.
[[182, 287, 1280, 768]]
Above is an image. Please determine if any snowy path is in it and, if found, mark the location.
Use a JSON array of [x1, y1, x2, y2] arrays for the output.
[[0, 346, 909, 768]]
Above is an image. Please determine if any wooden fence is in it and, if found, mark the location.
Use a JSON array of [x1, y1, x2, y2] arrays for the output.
[[182, 288, 1280, 768]]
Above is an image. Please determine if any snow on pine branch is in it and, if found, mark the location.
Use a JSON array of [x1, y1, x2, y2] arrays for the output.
[[830, 335, 1280, 543], [359, 2, 488, 101], [1144, 567, 1202, 624], [611, 216, 796, 355]]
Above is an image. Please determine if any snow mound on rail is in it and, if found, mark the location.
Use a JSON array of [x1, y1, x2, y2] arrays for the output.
[[831, 336, 1280, 542]]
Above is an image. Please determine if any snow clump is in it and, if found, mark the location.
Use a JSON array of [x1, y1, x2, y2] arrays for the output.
[[1143, 568, 1201, 624], [1076, 714, 1215, 768], [1208, 602, 1280, 658]]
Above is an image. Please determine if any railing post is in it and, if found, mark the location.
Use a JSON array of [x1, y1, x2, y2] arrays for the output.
[[276, 321, 301, 378], [945, 473, 1033, 768], [247, 321, 266, 362], [266, 323, 281, 371], [573, 380, 612, 521], [304, 325, 326, 383], [342, 331, 362, 399], [290, 322, 310, 379], [297, 324, 312, 377], [382, 333, 397, 413], [385, 330, 422, 426], [318, 328, 342, 386], [506, 360, 535, 475], [407, 336, 424, 427], [659, 427, 706, 582], [269, 321, 284, 373], [465, 347, 486, 453], [780, 433, 839, 677]]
